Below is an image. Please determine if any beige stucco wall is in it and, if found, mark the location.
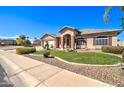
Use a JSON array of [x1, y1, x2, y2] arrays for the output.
[[77, 45, 86, 49], [86, 36, 118, 49], [42, 35, 56, 48], [43, 40, 55, 48], [86, 38, 94, 49], [43, 35, 55, 41], [60, 30, 74, 37], [112, 36, 118, 46]]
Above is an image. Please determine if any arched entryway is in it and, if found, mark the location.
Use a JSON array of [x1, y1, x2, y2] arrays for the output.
[[63, 34, 71, 48]]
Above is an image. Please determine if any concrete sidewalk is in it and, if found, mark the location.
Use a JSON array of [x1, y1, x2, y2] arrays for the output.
[[0, 50, 111, 87]]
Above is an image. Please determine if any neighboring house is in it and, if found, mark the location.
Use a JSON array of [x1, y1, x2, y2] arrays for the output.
[[0, 39, 16, 45], [33, 39, 41, 46], [40, 26, 122, 50]]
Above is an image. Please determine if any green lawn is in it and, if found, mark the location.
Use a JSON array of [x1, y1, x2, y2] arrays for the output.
[[34, 50, 121, 65]]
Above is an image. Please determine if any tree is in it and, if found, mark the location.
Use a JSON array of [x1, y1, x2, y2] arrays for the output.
[[24, 39, 31, 47], [16, 37, 25, 45], [19, 35, 26, 40], [16, 35, 31, 47], [104, 6, 124, 24]]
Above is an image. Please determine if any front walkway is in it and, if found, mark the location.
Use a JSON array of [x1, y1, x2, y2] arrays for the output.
[[0, 49, 110, 87]]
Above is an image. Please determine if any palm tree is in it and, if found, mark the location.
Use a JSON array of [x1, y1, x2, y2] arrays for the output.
[[104, 6, 124, 24]]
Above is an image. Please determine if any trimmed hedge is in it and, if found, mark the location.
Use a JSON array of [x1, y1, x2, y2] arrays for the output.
[[102, 46, 124, 54], [16, 47, 36, 54]]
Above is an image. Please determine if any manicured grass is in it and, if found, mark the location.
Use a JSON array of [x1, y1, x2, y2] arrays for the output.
[[34, 50, 121, 65]]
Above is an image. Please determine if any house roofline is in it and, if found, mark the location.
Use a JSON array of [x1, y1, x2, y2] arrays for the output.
[[40, 33, 56, 39], [80, 29, 122, 35], [59, 26, 80, 33]]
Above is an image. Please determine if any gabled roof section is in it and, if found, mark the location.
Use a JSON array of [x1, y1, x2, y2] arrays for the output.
[[79, 29, 122, 35], [59, 26, 80, 33], [40, 33, 56, 39]]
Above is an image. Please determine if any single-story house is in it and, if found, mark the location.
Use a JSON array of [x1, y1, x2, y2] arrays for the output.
[[0, 39, 16, 46], [40, 26, 122, 50], [33, 39, 41, 46]]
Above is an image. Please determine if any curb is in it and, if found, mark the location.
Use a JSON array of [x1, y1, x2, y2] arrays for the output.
[[0, 54, 43, 87]]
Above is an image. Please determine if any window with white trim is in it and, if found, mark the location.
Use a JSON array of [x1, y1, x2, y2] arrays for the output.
[[96, 36, 108, 45]]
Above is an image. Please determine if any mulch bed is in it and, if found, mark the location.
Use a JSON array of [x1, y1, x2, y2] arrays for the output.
[[24, 54, 124, 87]]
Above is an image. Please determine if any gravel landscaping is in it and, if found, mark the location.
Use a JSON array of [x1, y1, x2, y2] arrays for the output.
[[25, 54, 124, 87]]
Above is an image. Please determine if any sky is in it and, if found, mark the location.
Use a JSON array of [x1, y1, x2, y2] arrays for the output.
[[0, 6, 124, 41]]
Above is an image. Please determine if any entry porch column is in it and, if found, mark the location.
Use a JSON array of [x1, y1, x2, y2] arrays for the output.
[[60, 36, 64, 49], [71, 35, 75, 50]]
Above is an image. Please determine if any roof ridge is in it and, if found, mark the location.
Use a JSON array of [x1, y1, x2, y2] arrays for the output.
[[79, 29, 122, 31]]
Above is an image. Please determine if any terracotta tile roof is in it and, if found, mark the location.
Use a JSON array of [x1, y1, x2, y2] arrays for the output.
[[79, 29, 122, 35]]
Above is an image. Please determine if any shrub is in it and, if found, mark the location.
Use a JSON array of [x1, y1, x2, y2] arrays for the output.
[[23, 40, 32, 47], [43, 51, 50, 58], [102, 46, 124, 54], [122, 51, 124, 63], [44, 42, 50, 50], [16, 47, 36, 54]]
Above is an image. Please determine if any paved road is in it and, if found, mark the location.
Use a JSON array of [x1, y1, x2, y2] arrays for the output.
[[0, 58, 13, 87]]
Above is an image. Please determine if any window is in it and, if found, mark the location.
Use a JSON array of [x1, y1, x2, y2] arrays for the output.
[[77, 38, 86, 45], [96, 36, 108, 45]]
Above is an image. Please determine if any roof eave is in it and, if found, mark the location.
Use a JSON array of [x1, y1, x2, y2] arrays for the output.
[[59, 26, 80, 33], [40, 33, 56, 40]]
